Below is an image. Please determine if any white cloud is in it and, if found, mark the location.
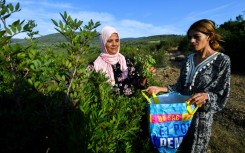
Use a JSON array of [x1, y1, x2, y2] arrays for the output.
[[107, 19, 182, 38], [6, 0, 187, 39], [69, 11, 115, 23], [8, 0, 73, 9], [120, 19, 152, 28], [6, 0, 245, 39]]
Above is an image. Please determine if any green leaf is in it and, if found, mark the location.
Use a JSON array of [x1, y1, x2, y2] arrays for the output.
[[2, 13, 11, 20], [0, 7, 7, 16], [15, 3, 20, 11], [61, 75, 65, 81], [5, 28, 12, 35], [68, 62, 72, 68], [8, 3, 14, 11], [20, 20, 25, 25], [30, 65, 35, 70], [54, 28, 62, 34], [27, 79, 33, 85], [23, 24, 29, 31], [46, 85, 53, 92], [74, 91, 77, 97], [11, 24, 16, 33], [65, 60, 69, 67], [17, 24, 21, 32], [55, 74, 61, 80], [32, 60, 38, 68], [34, 81, 40, 88], [0, 31, 5, 37], [51, 19, 58, 27], [71, 83, 75, 90], [64, 11, 67, 19], [77, 20, 83, 27], [59, 20, 63, 28]]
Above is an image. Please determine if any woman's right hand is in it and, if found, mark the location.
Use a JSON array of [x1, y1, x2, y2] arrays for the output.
[[147, 86, 168, 94]]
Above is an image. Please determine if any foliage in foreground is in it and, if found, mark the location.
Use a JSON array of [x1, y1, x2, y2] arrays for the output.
[[0, 1, 157, 152]]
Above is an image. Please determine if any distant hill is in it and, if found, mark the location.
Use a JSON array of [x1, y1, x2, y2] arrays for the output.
[[11, 38, 27, 44], [37, 33, 67, 43], [11, 33, 184, 46], [11, 33, 100, 46], [11, 33, 68, 45]]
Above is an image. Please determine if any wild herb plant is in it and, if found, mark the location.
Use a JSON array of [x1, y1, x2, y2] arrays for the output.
[[1, 1, 152, 152], [51, 11, 150, 153]]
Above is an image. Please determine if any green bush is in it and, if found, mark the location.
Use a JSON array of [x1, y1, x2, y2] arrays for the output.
[[0, 1, 157, 152]]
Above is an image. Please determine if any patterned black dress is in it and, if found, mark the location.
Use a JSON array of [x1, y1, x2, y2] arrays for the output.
[[87, 58, 147, 97], [168, 52, 231, 153]]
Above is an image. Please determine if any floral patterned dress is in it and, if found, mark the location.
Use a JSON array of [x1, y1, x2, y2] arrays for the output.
[[168, 52, 231, 153], [87, 58, 147, 97]]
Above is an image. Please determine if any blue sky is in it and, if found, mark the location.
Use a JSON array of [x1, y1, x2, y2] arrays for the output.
[[6, 0, 245, 38]]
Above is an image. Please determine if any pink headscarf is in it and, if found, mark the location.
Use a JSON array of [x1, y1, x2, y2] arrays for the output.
[[93, 26, 128, 85]]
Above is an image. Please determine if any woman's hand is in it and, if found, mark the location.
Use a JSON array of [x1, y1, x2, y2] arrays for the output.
[[140, 67, 156, 86], [187, 93, 209, 105], [148, 66, 156, 76], [147, 86, 168, 94], [140, 77, 147, 86]]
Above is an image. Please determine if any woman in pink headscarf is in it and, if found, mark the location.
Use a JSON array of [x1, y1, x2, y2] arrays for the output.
[[87, 26, 147, 96]]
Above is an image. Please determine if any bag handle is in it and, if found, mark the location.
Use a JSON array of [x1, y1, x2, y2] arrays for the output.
[[142, 90, 202, 115], [141, 89, 159, 104], [186, 101, 202, 115]]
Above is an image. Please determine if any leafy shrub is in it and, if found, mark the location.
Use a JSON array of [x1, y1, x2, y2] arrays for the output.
[[0, 1, 156, 153]]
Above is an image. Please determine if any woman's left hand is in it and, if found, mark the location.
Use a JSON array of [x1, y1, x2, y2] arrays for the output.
[[147, 66, 156, 76], [140, 67, 156, 86], [187, 93, 209, 105]]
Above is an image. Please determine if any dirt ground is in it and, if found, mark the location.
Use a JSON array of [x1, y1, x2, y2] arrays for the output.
[[154, 60, 245, 153]]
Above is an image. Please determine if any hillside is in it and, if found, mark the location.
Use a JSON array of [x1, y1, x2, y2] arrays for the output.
[[155, 60, 245, 153], [11, 33, 184, 46], [11, 33, 71, 45]]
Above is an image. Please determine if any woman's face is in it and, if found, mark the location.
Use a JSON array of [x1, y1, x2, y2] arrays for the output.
[[188, 30, 210, 51], [105, 33, 119, 55]]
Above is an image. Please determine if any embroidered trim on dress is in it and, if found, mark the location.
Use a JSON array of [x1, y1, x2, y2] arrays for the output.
[[184, 52, 221, 90]]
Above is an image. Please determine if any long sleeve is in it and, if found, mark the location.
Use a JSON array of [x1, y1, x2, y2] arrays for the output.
[[204, 55, 231, 113]]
